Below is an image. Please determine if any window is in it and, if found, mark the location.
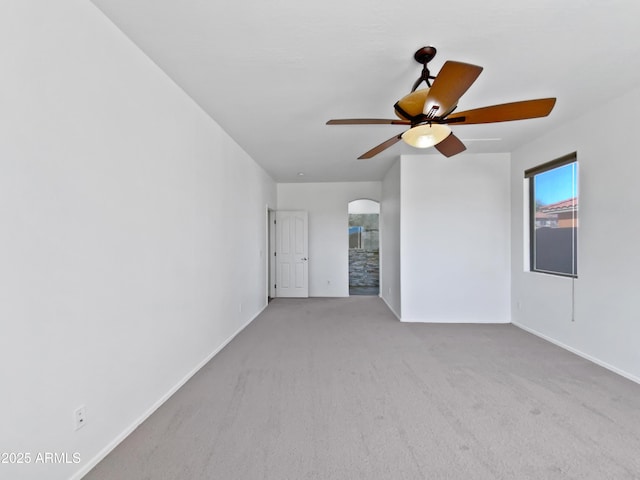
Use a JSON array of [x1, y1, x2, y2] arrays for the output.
[[349, 226, 364, 249], [525, 153, 578, 277]]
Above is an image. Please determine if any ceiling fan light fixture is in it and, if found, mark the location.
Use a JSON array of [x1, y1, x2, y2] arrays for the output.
[[402, 124, 451, 149]]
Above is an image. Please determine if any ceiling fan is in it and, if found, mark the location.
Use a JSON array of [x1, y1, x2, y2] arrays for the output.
[[326, 46, 556, 159]]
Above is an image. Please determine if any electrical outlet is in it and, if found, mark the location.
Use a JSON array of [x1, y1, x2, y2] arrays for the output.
[[74, 406, 86, 430], [239, 302, 243, 313]]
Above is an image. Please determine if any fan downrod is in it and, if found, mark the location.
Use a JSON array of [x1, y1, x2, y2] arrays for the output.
[[411, 46, 437, 91]]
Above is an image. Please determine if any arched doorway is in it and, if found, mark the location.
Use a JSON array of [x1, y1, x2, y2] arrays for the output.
[[348, 199, 379, 296]]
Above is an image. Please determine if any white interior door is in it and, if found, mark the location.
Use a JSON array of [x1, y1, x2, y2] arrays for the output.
[[275, 210, 308, 298]]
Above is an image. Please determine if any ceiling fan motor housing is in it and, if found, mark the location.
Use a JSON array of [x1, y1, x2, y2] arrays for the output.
[[394, 89, 431, 121]]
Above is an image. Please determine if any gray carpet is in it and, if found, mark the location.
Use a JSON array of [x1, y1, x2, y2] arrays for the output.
[[85, 297, 640, 479]]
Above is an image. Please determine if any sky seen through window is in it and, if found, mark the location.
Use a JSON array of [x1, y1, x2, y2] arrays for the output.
[[534, 163, 578, 205]]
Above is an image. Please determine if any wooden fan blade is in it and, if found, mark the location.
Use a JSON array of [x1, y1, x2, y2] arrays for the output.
[[445, 98, 556, 125], [435, 132, 467, 157], [423, 61, 483, 117], [358, 134, 403, 159], [327, 119, 411, 125]]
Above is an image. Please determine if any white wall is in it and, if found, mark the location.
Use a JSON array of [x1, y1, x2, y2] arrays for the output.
[[511, 85, 640, 382], [380, 160, 402, 318], [400, 154, 511, 323], [277, 182, 381, 297], [0, 2, 276, 479]]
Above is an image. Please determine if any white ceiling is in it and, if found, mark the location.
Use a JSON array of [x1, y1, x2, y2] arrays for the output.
[[90, 0, 640, 182]]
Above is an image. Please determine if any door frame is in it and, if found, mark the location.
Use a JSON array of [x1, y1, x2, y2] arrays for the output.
[[267, 207, 276, 301]]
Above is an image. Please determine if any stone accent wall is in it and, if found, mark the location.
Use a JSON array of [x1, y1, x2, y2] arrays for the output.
[[349, 250, 380, 287]]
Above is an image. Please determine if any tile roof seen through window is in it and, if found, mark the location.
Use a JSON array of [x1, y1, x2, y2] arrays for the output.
[[539, 197, 577, 214]]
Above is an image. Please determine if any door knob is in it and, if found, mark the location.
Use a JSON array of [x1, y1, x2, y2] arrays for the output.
[[302, 257, 308, 261]]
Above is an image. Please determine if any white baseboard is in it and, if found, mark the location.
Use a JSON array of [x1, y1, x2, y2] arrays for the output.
[[513, 321, 640, 386], [400, 317, 510, 324], [70, 304, 268, 480], [380, 294, 401, 321]]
